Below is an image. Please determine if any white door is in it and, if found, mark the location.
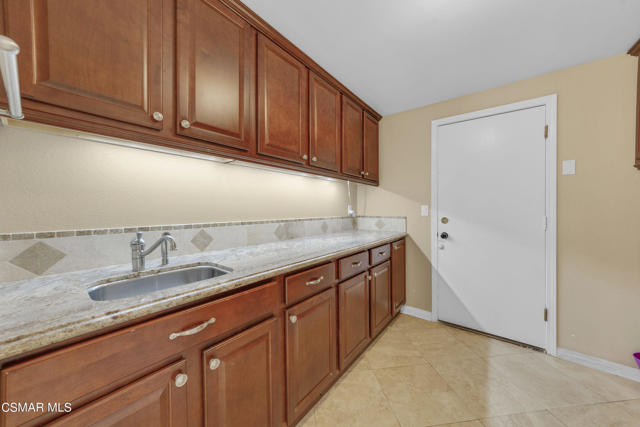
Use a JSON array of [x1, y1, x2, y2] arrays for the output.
[[435, 105, 548, 348]]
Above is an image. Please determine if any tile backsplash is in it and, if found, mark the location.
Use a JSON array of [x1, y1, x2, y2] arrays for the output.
[[0, 216, 405, 282]]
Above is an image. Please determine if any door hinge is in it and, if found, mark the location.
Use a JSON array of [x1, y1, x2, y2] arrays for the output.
[[544, 308, 548, 322], [544, 216, 548, 231], [544, 125, 549, 139]]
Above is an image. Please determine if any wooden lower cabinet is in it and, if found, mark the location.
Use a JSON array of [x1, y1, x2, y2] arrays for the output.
[[285, 287, 338, 424], [50, 360, 188, 427], [203, 317, 281, 427], [370, 261, 392, 338], [391, 239, 406, 315], [338, 272, 370, 370]]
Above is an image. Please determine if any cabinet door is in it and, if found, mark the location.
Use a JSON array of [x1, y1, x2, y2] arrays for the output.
[[286, 287, 338, 424], [49, 360, 188, 426], [309, 72, 341, 172], [176, 0, 255, 151], [391, 239, 406, 315], [4, 0, 164, 129], [364, 112, 380, 181], [258, 34, 309, 164], [341, 95, 364, 177], [338, 272, 370, 370], [203, 317, 281, 427], [370, 261, 392, 338]]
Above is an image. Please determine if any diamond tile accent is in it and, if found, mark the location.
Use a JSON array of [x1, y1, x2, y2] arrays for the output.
[[375, 219, 386, 229], [191, 229, 213, 252], [10, 242, 66, 275]]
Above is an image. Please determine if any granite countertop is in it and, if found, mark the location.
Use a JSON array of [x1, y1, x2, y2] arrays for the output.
[[0, 230, 405, 361]]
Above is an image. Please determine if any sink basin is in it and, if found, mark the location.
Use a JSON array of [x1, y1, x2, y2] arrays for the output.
[[88, 265, 229, 301]]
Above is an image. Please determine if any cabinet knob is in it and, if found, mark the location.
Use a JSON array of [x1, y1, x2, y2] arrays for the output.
[[174, 373, 188, 388], [209, 358, 221, 371], [180, 119, 191, 129], [365, 172, 369, 176], [360, 171, 365, 176], [152, 111, 164, 122], [289, 315, 298, 324], [302, 154, 308, 160], [311, 156, 317, 162]]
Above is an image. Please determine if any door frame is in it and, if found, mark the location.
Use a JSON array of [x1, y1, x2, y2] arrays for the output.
[[430, 94, 557, 355]]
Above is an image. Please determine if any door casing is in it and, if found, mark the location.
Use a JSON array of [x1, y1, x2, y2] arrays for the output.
[[430, 94, 557, 355]]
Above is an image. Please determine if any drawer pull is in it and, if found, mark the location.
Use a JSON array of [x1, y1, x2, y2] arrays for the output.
[[393, 244, 400, 250], [378, 251, 386, 256], [174, 373, 188, 388], [209, 358, 221, 371], [305, 276, 324, 286], [351, 261, 362, 268], [289, 315, 298, 324], [169, 317, 216, 340]]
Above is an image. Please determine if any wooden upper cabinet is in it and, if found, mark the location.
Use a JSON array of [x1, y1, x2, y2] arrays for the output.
[[258, 34, 309, 164], [370, 261, 392, 338], [286, 287, 337, 424], [341, 95, 364, 177], [309, 72, 341, 172], [391, 239, 406, 315], [203, 318, 281, 427], [4, 0, 164, 130], [49, 360, 188, 427], [364, 112, 380, 181], [176, 0, 255, 151]]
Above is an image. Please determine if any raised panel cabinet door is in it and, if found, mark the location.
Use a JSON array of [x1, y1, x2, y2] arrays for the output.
[[4, 0, 164, 129], [391, 239, 406, 315], [364, 112, 380, 181], [176, 0, 255, 151], [203, 317, 281, 427], [309, 72, 341, 172], [341, 95, 364, 177], [286, 287, 338, 424], [370, 260, 392, 338], [49, 360, 188, 427], [338, 272, 370, 370], [258, 34, 309, 164]]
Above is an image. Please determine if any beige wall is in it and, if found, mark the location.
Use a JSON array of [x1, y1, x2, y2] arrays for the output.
[[358, 53, 640, 368], [0, 123, 351, 232]]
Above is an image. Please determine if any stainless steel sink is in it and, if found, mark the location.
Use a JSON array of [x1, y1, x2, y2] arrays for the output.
[[88, 265, 229, 301]]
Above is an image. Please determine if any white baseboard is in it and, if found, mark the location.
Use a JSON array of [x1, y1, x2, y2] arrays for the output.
[[399, 305, 433, 322], [557, 348, 640, 383]]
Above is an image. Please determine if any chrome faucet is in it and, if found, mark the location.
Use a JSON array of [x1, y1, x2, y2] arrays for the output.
[[130, 232, 177, 272]]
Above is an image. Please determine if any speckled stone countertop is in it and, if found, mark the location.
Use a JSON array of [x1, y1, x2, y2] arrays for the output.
[[0, 230, 405, 361]]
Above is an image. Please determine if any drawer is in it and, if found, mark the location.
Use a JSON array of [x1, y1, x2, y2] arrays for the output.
[[285, 262, 336, 305], [369, 243, 391, 266], [0, 280, 279, 427], [338, 251, 369, 280]]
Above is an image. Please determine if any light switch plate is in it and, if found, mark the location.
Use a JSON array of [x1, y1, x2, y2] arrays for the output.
[[421, 205, 429, 216], [562, 160, 576, 175]]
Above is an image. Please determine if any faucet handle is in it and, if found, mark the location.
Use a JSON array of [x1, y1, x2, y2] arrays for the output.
[[131, 231, 145, 246]]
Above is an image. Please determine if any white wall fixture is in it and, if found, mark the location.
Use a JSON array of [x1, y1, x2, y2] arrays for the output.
[[421, 205, 429, 217], [562, 160, 576, 175], [0, 35, 23, 119]]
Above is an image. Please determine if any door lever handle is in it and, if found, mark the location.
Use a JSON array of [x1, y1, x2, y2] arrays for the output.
[[440, 232, 449, 239]]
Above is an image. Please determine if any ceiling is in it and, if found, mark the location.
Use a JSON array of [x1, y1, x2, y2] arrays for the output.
[[241, 0, 640, 116]]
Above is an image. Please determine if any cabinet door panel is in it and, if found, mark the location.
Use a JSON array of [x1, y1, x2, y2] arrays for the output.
[[258, 35, 308, 164], [370, 261, 392, 338], [391, 239, 406, 315], [49, 360, 188, 427], [341, 96, 364, 177], [176, 0, 255, 150], [203, 317, 280, 427], [5, 0, 163, 129], [364, 112, 380, 181], [286, 288, 337, 424], [339, 273, 370, 370], [309, 72, 341, 171]]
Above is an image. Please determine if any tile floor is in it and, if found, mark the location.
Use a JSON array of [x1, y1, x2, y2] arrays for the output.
[[298, 314, 640, 427]]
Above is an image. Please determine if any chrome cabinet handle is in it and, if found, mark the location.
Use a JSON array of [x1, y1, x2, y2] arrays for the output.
[[365, 172, 369, 176], [360, 171, 365, 176], [169, 317, 216, 340], [311, 156, 317, 162], [393, 244, 400, 250], [174, 373, 188, 387], [209, 358, 221, 371], [378, 251, 386, 256], [367, 275, 372, 281], [305, 276, 324, 286], [180, 119, 191, 129], [302, 154, 308, 160], [289, 315, 298, 324], [351, 261, 361, 267], [152, 111, 164, 121]]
